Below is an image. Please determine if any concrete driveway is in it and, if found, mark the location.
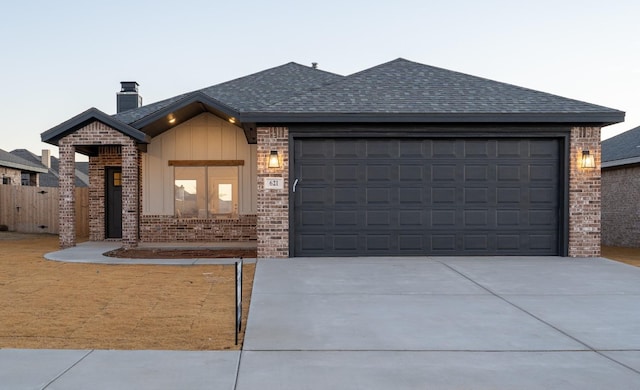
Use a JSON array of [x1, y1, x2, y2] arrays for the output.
[[238, 256, 640, 389], [3, 255, 640, 389]]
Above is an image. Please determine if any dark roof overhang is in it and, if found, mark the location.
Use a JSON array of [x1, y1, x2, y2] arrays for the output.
[[126, 91, 258, 142], [41, 107, 150, 155], [244, 111, 625, 127]]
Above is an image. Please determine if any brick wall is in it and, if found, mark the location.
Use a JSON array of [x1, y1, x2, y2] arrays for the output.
[[60, 122, 140, 248], [58, 144, 76, 248], [256, 127, 289, 258], [568, 127, 601, 257], [602, 166, 640, 247], [140, 214, 257, 242], [0, 167, 21, 186]]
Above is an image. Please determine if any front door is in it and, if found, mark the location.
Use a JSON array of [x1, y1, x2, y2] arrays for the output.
[[105, 167, 122, 239]]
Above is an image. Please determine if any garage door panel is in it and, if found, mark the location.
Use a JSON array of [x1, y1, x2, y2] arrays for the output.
[[432, 188, 456, 203], [433, 165, 457, 181], [293, 138, 561, 256]]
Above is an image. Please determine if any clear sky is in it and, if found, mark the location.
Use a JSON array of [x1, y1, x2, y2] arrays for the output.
[[2, 0, 638, 158]]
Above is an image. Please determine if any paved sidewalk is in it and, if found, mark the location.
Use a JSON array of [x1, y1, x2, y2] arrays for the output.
[[3, 250, 640, 389], [43, 241, 256, 264]]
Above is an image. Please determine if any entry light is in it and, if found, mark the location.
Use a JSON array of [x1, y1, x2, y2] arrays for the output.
[[581, 150, 595, 169], [268, 151, 280, 168], [229, 117, 236, 124], [168, 115, 176, 124]]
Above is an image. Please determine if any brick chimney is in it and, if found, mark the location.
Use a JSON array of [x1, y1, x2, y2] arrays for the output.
[[116, 81, 142, 113]]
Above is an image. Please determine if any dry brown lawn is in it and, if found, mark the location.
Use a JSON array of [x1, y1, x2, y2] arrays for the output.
[[0, 232, 254, 350], [601, 246, 640, 267]]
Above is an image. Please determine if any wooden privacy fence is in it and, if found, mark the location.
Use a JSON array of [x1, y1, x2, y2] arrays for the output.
[[0, 186, 88, 237]]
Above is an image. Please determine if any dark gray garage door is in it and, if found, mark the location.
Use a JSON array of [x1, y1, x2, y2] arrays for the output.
[[292, 138, 561, 256]]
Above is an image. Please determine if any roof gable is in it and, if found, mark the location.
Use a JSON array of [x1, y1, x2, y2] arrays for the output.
[[114, 62, 344, 125], [42, 107, 150, 146]]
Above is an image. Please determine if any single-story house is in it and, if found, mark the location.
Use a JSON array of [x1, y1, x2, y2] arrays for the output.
[[0, 148, 48, 186], [602, 125, 640, 247], [41, 58, 624, 258], [10, 149, 89, 188]]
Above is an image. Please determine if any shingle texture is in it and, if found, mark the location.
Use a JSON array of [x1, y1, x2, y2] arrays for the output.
[[262, 58, 618, 114], [112, 58, 622, 125], [602, 125, 640, 163], [0, 149, 47, 172], [114, 62, 343, 124]]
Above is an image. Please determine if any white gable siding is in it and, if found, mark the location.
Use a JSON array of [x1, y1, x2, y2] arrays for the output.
[[142, 113, 257, 215]]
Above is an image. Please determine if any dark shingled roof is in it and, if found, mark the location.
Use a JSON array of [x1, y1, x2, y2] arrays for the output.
[[257, 58, 621, 116], [0, 148, 48, 173], [602, 125, 640, 167], [43, 58, 625, 148], [115, 58, 624, 126], [114, 62, 344, 125]]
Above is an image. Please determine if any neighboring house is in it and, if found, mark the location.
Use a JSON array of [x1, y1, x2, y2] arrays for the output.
[[10, 149, 89, 188], [41, 58, 624, 258], [0, 148, 48, 186], [601, 125, 640, 247]]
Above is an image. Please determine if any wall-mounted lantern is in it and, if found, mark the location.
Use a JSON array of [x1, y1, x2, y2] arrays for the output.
[[581, 150, 595, 169], [268, 151, 280, 169]]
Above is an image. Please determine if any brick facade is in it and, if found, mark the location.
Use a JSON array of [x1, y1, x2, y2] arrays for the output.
[[55, 121, 603, 258], [0, 167, 22, 186], [59, 121, 140, 249], [568, 127, 601, 257], [140, 214, 257, 242], [602, 166, 640, 247], [58, 144, 76, 248], [256, 127, 289, 258]]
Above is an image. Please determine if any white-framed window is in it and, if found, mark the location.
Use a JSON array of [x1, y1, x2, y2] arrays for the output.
[[174, 166, 238, 218]]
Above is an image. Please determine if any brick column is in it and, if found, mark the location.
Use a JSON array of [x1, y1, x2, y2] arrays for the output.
[[58, 143, 76, 248], [122, 143, 139, 249], [568, 127, 601, 257], [256, 127, 289, 258]]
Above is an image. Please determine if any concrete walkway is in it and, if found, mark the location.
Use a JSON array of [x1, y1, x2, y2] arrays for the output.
[[43, 241, 257, 264], [3, 250, 640, 389]]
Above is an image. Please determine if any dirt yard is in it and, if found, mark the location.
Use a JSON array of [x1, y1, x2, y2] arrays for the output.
[[601, 246, 640, 267], [0, 233, 254, 350]]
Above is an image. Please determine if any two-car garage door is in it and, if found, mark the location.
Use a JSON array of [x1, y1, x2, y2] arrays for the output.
[[292, 138, 562, 256]]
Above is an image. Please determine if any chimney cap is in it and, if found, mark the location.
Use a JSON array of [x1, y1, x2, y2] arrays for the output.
[[120, 81, 139, 93]]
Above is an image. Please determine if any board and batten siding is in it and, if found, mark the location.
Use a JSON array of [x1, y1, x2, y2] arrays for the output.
[[142, 113, 257, 215]]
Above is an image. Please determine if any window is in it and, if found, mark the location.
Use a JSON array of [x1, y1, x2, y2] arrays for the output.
[[113, 172, 122, 187], [2, 177, 11, 185], [175, 166, 238, 218]]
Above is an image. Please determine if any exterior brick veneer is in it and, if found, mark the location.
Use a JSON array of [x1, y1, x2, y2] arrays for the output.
[[140, 215, 257, 242], [59, 121, 140, 249], [256, 127, 289, 258], [58, 144, 76, 248], [568, 126, 601, 257], [602, 166, 640, 247], [0, 167, 22, 186]]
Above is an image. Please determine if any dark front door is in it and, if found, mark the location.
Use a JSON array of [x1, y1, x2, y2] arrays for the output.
[[292, 137, 562, 257], [105, 167, 122, 239]]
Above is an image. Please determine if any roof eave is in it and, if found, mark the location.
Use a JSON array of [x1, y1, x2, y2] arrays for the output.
[[128, 91, 242, 131], [0, 160, 48, 173], [244, 111, 625, 126], [602, 156, 640, 169], [41, 107, 150, 146]]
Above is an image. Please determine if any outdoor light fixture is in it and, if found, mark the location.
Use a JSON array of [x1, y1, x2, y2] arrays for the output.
[[581, 150, 595, 169], [168, 115, 176, 124], [268, 151, 280, 168], [229, 117, 236, 124]]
